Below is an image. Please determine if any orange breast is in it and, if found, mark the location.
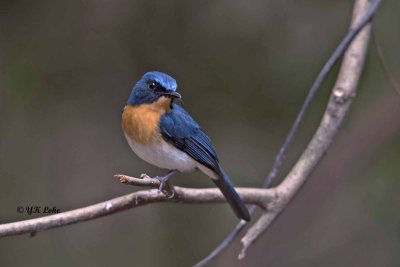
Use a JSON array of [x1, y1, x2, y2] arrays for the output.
[[122, 97, 171, 145]]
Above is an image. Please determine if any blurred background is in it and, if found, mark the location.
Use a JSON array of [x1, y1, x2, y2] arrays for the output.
[[0, 0, 399, 266]]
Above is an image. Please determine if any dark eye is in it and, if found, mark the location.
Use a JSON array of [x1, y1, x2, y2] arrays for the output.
[[148, 82, 156, 89]]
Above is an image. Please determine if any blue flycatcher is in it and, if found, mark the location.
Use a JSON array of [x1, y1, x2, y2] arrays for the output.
[[122, 71, 250, 221]]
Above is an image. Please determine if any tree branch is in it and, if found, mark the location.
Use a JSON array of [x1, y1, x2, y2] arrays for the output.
[[0, 2, 384, 267], [194, 0, 382, 265], [0, 175, 275, 238], [239, 0, 375, 259]]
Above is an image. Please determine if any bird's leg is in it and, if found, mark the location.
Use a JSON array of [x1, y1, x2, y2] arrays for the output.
[[155, 170, 176, 196]]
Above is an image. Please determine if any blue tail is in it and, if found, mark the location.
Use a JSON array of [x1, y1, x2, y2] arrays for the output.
[[213, 168, 250, 221]]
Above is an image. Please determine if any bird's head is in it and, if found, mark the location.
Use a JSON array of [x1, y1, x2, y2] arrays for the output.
[[127, 71, 181, 106]]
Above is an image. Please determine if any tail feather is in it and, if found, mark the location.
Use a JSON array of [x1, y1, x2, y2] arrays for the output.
[[212, 169, 250, 221]]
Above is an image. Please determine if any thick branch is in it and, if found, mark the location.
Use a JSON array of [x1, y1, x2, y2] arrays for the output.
[[239, 0, 375, 258], [0, 176, 275, 238]]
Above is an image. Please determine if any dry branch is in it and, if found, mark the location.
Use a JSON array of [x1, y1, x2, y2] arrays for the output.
[[0, 1, 383, 267], [0, 175, 275, 238], [194, 0, 382, 265], [239, 0, 374, 259]]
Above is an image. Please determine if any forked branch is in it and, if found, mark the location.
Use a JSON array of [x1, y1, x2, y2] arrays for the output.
[[195, 0, 381, 265], [239, 0, 375, 259]]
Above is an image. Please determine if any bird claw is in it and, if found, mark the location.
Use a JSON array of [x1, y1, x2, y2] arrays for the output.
[[155, 176, 168, 193], [157, 179, 175, 198], [154, 171, 176, 198], [166, 190, 175, 199]]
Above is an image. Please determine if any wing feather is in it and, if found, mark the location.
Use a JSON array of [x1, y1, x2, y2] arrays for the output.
[[159, 103, 251, 221], [159, 104, 220, 173]]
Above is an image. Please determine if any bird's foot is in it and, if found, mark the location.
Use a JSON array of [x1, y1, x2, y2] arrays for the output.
[[154, 170, 176, 198]]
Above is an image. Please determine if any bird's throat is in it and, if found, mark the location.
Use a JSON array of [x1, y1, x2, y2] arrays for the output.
[[122, 97, 171, 145]]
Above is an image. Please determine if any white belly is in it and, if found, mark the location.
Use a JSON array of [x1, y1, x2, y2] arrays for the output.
[[124, 133, 218, 179]]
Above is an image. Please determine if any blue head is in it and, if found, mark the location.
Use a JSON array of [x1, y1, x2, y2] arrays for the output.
[[127, 71, 181, 106]]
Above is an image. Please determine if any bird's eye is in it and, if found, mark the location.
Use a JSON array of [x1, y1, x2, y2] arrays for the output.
[[148, 82, 156, 89]]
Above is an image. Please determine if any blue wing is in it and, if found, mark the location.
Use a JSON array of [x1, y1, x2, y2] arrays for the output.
[[160, 103, 250, 221], [159, 103, 220, 173]]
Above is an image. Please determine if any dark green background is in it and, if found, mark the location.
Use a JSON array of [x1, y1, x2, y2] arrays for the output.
[[0, 1, 399, 266]]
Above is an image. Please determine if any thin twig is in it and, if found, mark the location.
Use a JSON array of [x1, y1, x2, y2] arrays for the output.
[[372, 27, 400, 95], [239, 0, 375, 258], [116, 173, 175, 196], [263, 0, 382, 189], [0, 177, 275, 238], [194, 0, 382, 265]]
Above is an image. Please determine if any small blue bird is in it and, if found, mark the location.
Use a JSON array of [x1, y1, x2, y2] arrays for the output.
[[122, 71, 250, 221]]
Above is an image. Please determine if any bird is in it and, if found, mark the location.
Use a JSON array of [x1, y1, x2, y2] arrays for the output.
[[121, 71, 250, 221]]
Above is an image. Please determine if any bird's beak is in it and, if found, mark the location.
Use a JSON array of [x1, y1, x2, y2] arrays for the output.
[[161, 90, 181, 99]]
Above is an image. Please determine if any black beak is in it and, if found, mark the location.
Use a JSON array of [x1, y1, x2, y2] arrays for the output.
[[161, 90, 181, 99]]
